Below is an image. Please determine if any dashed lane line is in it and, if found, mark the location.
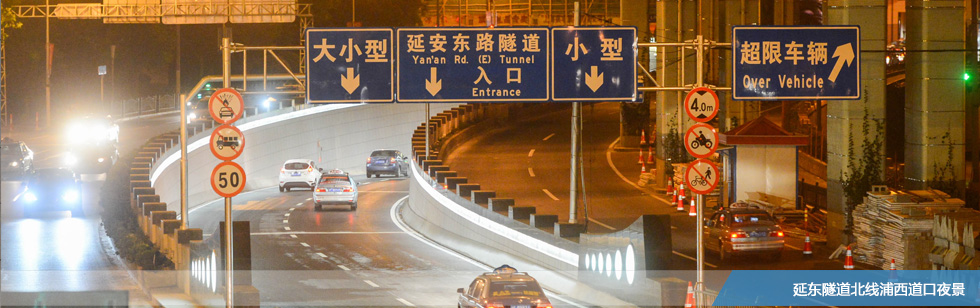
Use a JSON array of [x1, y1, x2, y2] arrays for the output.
[[284, 213, 290, 217], [282, 220, 288, 224], [284, 227, 291, 231], [316, 253, 327, 258], [528, 167, 535, 177], [672, 251, 718, 268], [300, 242, 310, 247], [364, 280, 380, 288], [338, 265, 351, 271], [289, 234, 297, 238], [528, 149, 535, 157], [296, 202, 304, 206], [306, 198, 312, 201], [543, 133, 555, 141], [588, 218, 616, 231], [542, 189, 559, 201], [395, 298, 415, 307]]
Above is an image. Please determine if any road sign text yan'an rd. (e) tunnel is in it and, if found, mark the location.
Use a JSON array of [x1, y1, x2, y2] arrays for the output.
[[732, 26, 861, 100]]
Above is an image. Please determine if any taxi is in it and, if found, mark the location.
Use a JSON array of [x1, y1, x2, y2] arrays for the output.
[[312, 170, 358, 211], [703, 202, 785, 261], [457, 265, 552, 308]]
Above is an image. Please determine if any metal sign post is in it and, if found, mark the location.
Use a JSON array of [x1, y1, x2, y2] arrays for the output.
[[220, 36, 233, 308]]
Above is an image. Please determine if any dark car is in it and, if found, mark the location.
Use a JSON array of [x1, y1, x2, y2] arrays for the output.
[[65, 116, 119, 174], [703, 202, 785, 261], [67, 143, 118, 174], [365, 149, 409, 178], [458, 265, 553, 308], [1, 138, 34, 178], [16, 168, 84, 217]]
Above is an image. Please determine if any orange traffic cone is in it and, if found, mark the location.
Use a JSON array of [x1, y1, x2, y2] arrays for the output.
[[803, 232, 813, 256], [888, 259, 898, 282], [688, 196, 697, 217], [844, 245, 854, 270], [671, 187, 678, 206], [677, 184, 686, 211], [647, 146, 655, 164], [637, 148, 645, 164], [641, 161, 648, 174], [640, 130, 648, 146], [667, 180, 675, 196], [684, 281, 696, 308]]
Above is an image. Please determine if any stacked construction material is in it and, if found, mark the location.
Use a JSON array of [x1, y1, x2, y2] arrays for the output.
[[930, 209, 980, 270], [852, 189, 964, 270]]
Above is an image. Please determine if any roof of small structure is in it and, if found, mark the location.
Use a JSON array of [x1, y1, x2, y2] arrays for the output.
[[719, 117, 809, 146]]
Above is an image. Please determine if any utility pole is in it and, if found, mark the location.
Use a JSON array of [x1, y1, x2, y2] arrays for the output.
[[568, 1, 580, 224], [44, 0, 50, 127]]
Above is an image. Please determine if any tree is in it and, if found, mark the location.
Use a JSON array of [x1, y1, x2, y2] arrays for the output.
[[840, 91, 885, 234], [2, 5, 23, 40]]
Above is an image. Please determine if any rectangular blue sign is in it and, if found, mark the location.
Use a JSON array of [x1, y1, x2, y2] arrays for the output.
[[306, 28, 394, 103], [551, 27, 637, 102], [732, 26, 861, 100], [397, 28, 550, 102]]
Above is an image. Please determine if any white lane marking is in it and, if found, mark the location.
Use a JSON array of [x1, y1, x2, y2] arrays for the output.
[[283, 220, 288, 224], [296, 202, 304, 206], [363, 280, 380, 288], [289, 234, 297, 238], [786, 244, 803, 250], [671, 225, 678, 230], [316, 253, 327, 258], [605, 137, 673, 205], [289, 207, 296, 212], [543, 133, 555, 141], [252, 231, 405, 236], [284, 213, 291, 217], [390, 196, 587, 308], [362, 190, 410, 193], [588, 218, 616, 231], [186, 186, 277, 217], [338, 265, 351, 271], [672, 251, 718, 268], [528, 149, 535, 157], [542, 189, 559, 201], [527, 167, 535, 177], [395, 298, 415, 307], [300, 242, 310, 247], [284, 227, 291, 231], [306, 198, 312, 201]]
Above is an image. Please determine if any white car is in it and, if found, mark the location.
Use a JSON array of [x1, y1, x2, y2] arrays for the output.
[[313, 170, 358, 211], [278, 159, 322, 192]]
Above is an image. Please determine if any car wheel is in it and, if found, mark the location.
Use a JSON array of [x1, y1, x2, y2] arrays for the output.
[[71, 208, 85, 218], [351, 202, 358, 211], [279, 186, 284, 192], [286, 187, 291, 192]]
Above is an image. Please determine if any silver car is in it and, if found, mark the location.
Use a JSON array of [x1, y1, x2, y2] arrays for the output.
[[458, 265, 553, 308], [703, 203, 785, 261], [313, 171, 358, 211]]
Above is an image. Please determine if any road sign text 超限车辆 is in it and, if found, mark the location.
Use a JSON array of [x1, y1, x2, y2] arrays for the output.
[[397, 28, 550, 102], [552, 27, 637, 102], [306, 28, 394, 103], [732, 26, 860, 100]]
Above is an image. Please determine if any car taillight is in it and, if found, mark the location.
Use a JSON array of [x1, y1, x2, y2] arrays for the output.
[[771, 230, 784, 237], [730, 232, 747, 239], [537, 304, 553, 308], [366, 157, 372, 164], [280, 168, 285, 174], [485, 304, 503, 308], [343, 186, 353, 192], [389, 157, 396, 164], [316, 188, 325, 192], [307, 166, 313, 173]]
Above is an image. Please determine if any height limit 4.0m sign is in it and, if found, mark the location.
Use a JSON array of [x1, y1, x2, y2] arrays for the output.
[[684, 87, 719, 122], [732, 26, 860, 100]]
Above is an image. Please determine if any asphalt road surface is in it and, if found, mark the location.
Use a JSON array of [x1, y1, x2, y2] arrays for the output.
[[1, 113, 179, 304], [447, 102, 848, 271]]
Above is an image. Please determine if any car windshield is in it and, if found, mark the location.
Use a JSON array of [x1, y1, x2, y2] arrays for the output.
[[31, 170, 73, 186], [371, 150, 397, 157], [1, 144, 22, 156], [487, 280, 544, 298], [732, 213, 774, 225], [284, 162, 310, 170], [319, 176, 349, 185]]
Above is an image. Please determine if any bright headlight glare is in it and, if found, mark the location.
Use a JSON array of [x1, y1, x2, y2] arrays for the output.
[[63, 190, 80, 202], [24, 191, 38, 203], [65, 153, 78, 166], [98, 157, 105, 163], [10, 161, 18, 167]]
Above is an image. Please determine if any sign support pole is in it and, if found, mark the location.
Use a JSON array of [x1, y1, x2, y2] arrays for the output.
[[425, 103, 430, 159], [696, 193, 704, 307], [180, 94, 188, 229], [221, 35, 234, 308], [568, 1, 580, 224]]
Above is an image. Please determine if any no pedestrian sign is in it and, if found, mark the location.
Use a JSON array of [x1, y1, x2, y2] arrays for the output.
[[732, 26, 861, 100], [685, 159, 719, 195]]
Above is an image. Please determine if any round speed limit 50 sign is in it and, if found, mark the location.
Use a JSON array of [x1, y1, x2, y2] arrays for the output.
[[211, 161, 247, 198]]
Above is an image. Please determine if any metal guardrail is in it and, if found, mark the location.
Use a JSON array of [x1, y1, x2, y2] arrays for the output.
[[111, 94, 178, 119]]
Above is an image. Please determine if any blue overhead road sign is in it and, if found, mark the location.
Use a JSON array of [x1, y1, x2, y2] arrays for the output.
[[306, 28, 393, 103], [397, 28, 550, 102], [732, 26, 861, 100], [551, 27, 637, 102]]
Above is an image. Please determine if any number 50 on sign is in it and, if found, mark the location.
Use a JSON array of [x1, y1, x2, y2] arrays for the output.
[[211, 162, 247, 198]]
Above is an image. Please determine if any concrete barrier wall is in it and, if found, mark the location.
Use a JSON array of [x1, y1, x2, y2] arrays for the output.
[[151, 103, 458, 209]]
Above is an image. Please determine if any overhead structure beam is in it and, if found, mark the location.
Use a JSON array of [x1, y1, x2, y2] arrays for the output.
[[10, 2, 312, 20]]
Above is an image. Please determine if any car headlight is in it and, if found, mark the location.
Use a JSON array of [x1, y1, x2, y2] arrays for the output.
[[65, 153, 78, 166], [9, 161, 18, 167], [63, 190, 79, 203], [23, 191, 38, 203], [98, 157, 105, 163]]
